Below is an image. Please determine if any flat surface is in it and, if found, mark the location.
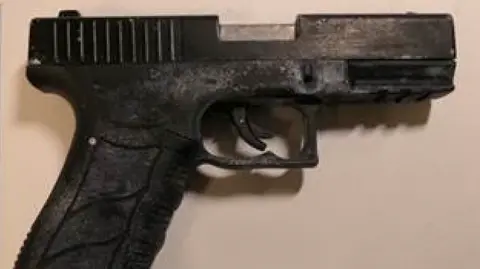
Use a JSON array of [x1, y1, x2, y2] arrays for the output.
[[0, 1, 477, 269]]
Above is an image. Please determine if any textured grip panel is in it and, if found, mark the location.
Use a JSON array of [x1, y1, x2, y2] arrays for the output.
[[14, 128, 198, 269]]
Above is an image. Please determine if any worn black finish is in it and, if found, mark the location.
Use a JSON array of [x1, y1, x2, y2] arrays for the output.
[[29, 13, 455, 63], [15, 10, 456, 269]]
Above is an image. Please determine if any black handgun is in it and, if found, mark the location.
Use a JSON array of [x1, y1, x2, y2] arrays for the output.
[[14, 10, 456, 269]]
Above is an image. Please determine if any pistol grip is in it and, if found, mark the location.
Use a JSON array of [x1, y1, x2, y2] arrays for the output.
[[14, 125, 199, 269]]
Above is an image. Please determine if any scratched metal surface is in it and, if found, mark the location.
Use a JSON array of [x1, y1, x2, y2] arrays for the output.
[[1, 2, 478, 269], [11, 10, 457, 269], [28, 14, 455, 64]]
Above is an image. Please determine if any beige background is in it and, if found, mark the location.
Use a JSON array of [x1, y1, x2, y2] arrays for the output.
[[0, 0, 477, 269]]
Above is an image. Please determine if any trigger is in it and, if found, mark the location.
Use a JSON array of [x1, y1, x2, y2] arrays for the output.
[[231, 107, 267, 151], [249, 124, 274, 139]]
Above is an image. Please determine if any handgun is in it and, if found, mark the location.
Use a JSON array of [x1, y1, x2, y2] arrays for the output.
[[14, 10, 456, 269]]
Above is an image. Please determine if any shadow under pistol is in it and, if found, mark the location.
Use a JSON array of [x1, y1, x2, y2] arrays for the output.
[[15, 10, 456, 269]]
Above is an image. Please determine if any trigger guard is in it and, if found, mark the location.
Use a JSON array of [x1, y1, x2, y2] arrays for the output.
[[197, 150, 317, 170], [197, 105, 319, 169]]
